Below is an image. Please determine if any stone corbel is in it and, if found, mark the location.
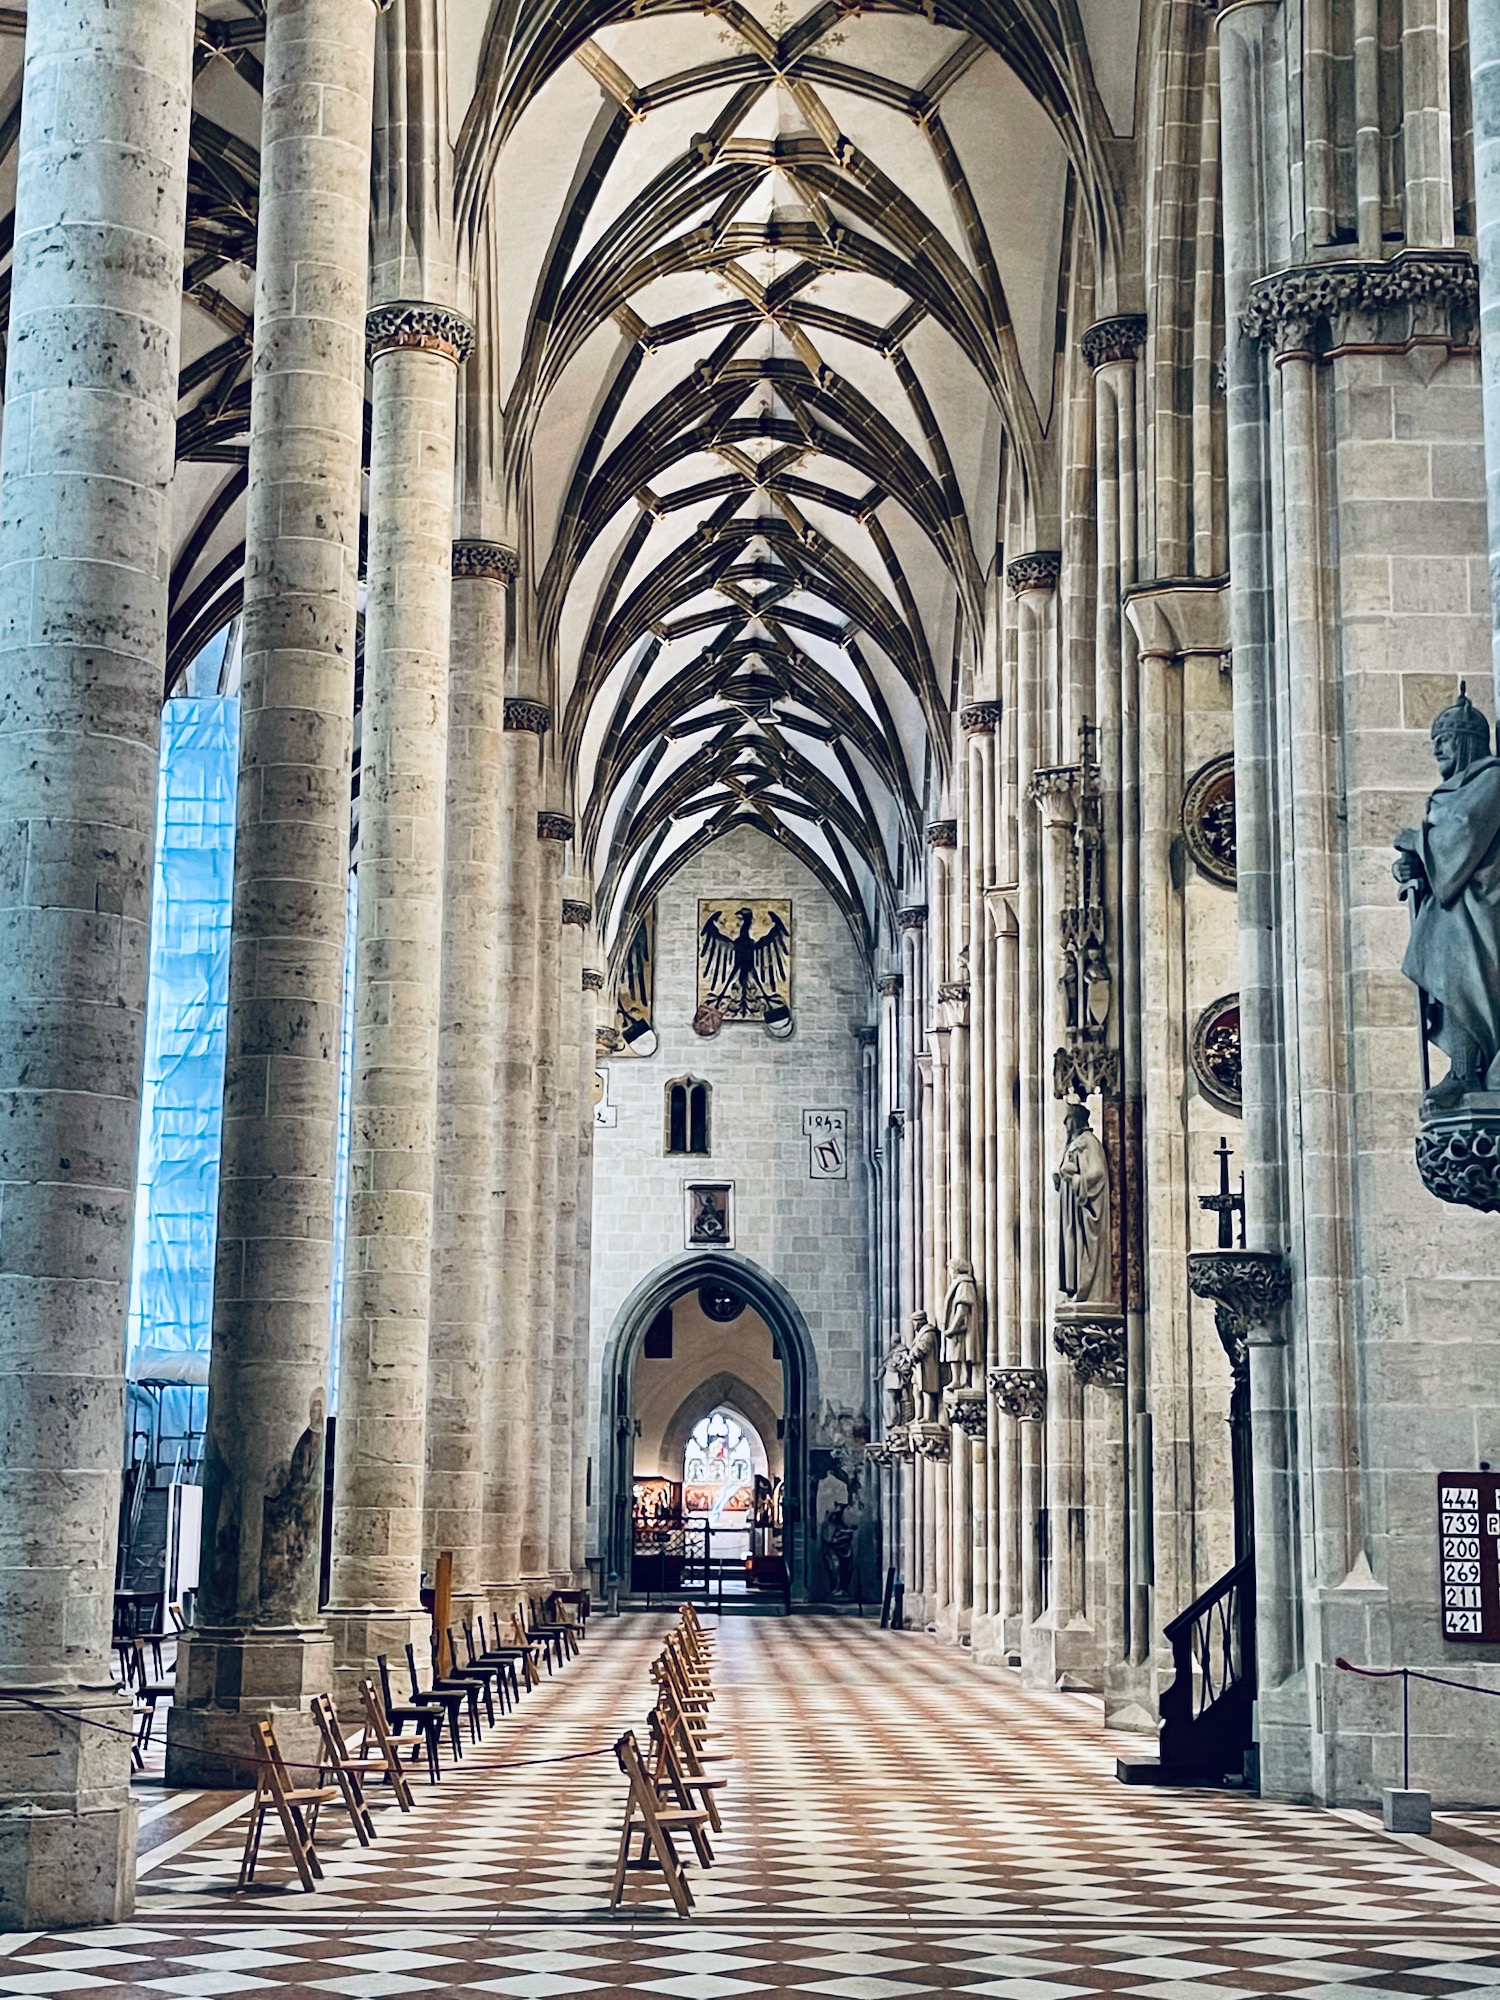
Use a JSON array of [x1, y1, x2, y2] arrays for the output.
[[936, 980, 970, 1027], [989, 1367, 1047, 1421], [1121, 577, 1230, 668], [1186, 1247, 1292, 1381], [1026, 764, 1078, 828], [984, 886, 1019, 940], [1243, 251, 1478, 367], [908, 1421, 951, 1462], [864, 1440, 898, 1468], [1053, 1305, 1127, 1387], [945, 1391, 988, 1438]]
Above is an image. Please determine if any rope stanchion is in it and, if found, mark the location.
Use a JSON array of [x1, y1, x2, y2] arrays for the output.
[[1334, 1657, 1500, 1795], [0, 1690, 621, 1779]]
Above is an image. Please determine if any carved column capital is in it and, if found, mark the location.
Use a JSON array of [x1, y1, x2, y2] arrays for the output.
[[366, 300, 476, 365], [1242, 252, 1478, 359], [452, 540, 518, 584], [1082, 314, 1148, 369], [961, 702, 1003, 734], [1053, 1309, 1126, 1387], [878, 972, 904, 996], [1007, 550, 1061, 593], [503, 698, 551, 734], [582, 968, 605, 991], [562, 899, 592, 927], [537, 812, 574, 843], [897, 904, 927, 931], [989, 1367, 1047, 1421], [1187, 1247, 1292, 1380], [926, 819, 958, 849]]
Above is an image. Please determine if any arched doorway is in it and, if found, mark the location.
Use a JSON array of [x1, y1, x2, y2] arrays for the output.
[[599, 1250, 817, 1601]]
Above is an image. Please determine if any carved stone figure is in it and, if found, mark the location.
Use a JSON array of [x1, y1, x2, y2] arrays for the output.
[[881, 1337, 915, 1430], [938, 1256, 980, 1390], [1393, 685, 1500, 1110], [1054, 1100, 1111, 1302], [906, 1312, 943, 1423]]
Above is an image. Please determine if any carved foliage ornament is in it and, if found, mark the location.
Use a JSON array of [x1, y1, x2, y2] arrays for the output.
[[946, 1394, 988, 1438], [1191, 994, 1243, 1112], [1186, 1248, 1292, 1381], [452, 540, 518, 583], [537, 812, 575, 843], [562, 899, 592, 927], [1081, 314, 1148, 370], [989, 1367, 1046, 1421], [1181, 754, 1237, 886], [961, 703, 1003, 734], [897, 905, 927, 931], [582, 968, 605, 992], [909, 1422, 951, 1462], [1007, 550, 1061, 594], [504, 698, 551, 734], [1415, 1108, 1500, 1214], [1242, 252, 1478, 357], [1053, 1314, 1127, 1387], [366, 300, 476, 364], [927, 820, 958, 849]]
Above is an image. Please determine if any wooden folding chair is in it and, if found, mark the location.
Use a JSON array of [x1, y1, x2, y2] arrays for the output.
[[438, 1628, 497, 1726], [527, 1594, 580, 1660], [610, 1730, 710, 1917], [476, 1612, 536, 1694], [310, 1693, 378, 1842], [236, 1718, 343, 1892], [513, 1604, 558, 1676], [462, 1620, 520, 1709], [402, 1640, 469, 1755], [376, 1653, 444, 1781], [650, 1703, 726, 1834], [355, 1678, 416, 1808]]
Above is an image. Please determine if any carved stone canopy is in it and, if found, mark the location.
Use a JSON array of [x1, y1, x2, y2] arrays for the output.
[[504, 698, 552, 735], [1186, 1247, 1292, 1381], [946, 1390, 988, 1437], [537, 811, 575, 843], [989, 1367, 1047, 1421], [1007, 550, 1061, 594], [1415, 1100, 1500, 1213], [366, 300, 476, 365], [1243, 251, 1478, 359], [1053, 1307, 1127, 1387], [1082, 314, 1148, 370], [452, 540, 519, 584]]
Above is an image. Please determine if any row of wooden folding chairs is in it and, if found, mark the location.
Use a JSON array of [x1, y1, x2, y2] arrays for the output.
[[611, 1606, 728, 1918], [237, 1683, 415, 1892]]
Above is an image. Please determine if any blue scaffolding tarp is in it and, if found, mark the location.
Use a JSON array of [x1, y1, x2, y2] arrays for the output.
[[125, 696, 239, 1466]]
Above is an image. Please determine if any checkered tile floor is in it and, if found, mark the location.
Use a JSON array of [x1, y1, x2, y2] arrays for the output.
[[9, 1616, 1500, 1996]]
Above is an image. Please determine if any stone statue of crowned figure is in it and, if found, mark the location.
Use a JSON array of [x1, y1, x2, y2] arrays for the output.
[[1394, 683, 1500, 1113]]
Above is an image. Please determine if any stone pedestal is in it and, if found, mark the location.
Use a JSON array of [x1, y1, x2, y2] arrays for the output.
[[0, 0, 194, 1928], [168, 1626, 334, 1788]]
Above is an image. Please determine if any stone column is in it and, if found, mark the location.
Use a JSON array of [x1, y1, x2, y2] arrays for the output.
[[483, 704, 548, 1609], [550, 892, 590, 1577], [424, 542, 515, 1616], [525, 813, 570, 1583], [574, 963, 603, 1581], [170, 0, 378, 1790], [0, 0, 193, 1926], [325, 301, 470, 1693], [1470, 0, 1500, 704]]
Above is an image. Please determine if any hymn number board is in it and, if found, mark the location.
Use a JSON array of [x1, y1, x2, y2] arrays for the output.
[[1438, 1473, 1500, 1640]]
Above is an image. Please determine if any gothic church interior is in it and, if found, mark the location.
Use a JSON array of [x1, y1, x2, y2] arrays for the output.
[[6, 0, 1500, 1958]]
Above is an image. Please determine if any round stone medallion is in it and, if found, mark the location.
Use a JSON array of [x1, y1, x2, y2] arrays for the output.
[[1182, 753, 1237, 886], [1191, 993, 1243, 1113]]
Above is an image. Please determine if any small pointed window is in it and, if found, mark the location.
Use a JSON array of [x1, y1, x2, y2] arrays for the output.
[[666, 1077, 711, 1155]]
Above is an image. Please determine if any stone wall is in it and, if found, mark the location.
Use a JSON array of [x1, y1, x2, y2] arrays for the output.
[[587, 825, 874, 1593]]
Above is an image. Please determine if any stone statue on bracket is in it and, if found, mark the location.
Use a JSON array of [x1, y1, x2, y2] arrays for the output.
[[906, 1311, 944, 1423], [938, 1256, 980, 1390], [1054, 1098, 1112, 1303], [1393, 683, 1500, 1111], [881, 1336, 915, 1431]]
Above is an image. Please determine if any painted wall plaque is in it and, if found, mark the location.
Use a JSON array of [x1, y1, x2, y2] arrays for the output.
[[698, 898, 792, 1027], [803, 1108, 848, 1179], [686, 1180, 733, 1248]]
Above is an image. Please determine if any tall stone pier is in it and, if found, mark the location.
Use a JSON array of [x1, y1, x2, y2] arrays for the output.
[[0, 0, 195, 1927], [168, 0, 379, 1788]]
